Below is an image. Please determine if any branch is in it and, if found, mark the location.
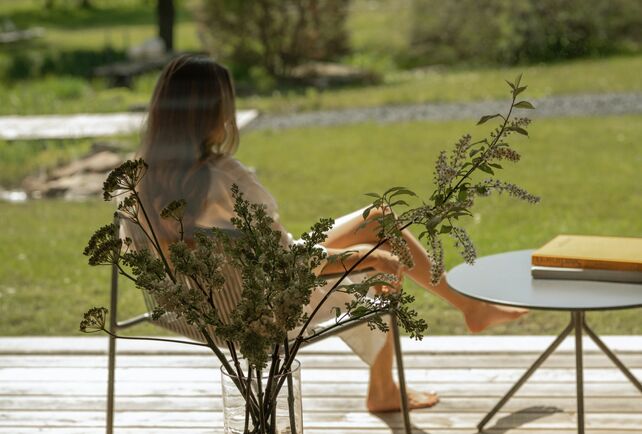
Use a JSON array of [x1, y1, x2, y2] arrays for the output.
[[443, 94, 517, 204], [101, 329, 210, 348], [301, 307, 389, 343], [132, 190, 176, 283]]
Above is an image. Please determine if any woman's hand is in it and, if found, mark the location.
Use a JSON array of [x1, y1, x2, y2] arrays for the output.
[[372, 249, 404, 277], [321, 245, 406, 293], [371, 249, 406, 293]]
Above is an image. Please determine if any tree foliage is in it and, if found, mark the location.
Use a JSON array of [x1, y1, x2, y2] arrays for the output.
[[409, 0, 642, 66], [196, 0, 350, 78]]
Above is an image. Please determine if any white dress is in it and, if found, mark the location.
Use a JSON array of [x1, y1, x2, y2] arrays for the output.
[[195, 156, 387, 365]]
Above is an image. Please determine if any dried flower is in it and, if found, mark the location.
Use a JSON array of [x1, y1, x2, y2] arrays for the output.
[[79, 307, 108, 333], [102, 159, 147, 201], [83, 224, 121, 266], [161, 199, 187, 221]]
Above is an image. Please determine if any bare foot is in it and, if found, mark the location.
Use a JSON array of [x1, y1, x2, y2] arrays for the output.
[[464, 302, 528, 333], [367, 385, 439, 413]]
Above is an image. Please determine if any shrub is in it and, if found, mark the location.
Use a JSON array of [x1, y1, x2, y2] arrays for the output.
[[2, 47, 126, 81], [196, 0, 350, 79], [408, 0, 642, 66]]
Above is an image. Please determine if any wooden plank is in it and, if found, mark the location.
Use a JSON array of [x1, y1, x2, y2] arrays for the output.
[[3, 353, 642, 369], [2, 366, 640, 384], [1, 380, 641, 398], [1, 336, 640, 433], [0, 410, 641, 430], [2, 336, 641, 355], [0, 430, 633, 434], [0, 395, 640, 414]]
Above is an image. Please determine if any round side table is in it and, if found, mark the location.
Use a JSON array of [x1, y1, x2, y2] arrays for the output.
[[447, 249, 642, 434]]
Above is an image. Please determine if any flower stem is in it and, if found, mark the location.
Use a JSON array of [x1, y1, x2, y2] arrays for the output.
[[132, 190, 176, 282]]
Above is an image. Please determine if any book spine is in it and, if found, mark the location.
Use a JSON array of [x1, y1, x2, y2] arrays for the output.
[[531, 266, 642, 283], [531, 255, 642, 272]]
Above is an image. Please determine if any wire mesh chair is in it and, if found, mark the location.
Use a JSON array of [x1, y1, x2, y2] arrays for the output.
[[106, 214, 412, 434]]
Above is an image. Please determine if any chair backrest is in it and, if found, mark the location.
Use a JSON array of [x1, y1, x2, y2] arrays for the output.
[[118, 214, 376, 348], [118, 215, 242, 346]]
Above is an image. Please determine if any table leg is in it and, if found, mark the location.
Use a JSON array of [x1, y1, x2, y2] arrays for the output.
[[573, 311, 585, 434], [582, 316, 642, 393], [477, 319, 574, 432]]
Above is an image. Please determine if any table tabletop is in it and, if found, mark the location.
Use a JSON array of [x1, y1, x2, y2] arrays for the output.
[[446, 249, 642, 311]]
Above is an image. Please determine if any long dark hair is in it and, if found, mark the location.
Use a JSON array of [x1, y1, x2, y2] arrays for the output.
[[138, 55, 239, 246]]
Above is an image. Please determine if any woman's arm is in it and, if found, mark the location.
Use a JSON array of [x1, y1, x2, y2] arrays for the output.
[[320, 245, 405, 278]]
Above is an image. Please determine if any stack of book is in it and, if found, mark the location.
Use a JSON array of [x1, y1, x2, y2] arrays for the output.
[[531, 235, 642, 283]]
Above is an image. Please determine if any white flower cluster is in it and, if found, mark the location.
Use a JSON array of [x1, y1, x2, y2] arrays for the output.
[[388, 234, 414, 269], [477, 179, 540, 204], [428, 235, 444, 285], [450, 226, 476, 264]]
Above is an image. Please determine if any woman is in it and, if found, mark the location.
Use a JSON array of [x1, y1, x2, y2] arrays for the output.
[[138, 54, 526, 412]]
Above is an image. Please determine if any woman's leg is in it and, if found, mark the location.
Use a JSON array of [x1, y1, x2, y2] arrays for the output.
[[321, 207, 526, 412], [367, 330, 439, 412], [322, 207, 527, 332]]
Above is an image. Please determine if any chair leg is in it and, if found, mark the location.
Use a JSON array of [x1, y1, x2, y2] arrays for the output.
[[107, 331, 116, 434], [107, 233, 119, 434], [391, 315, 412, 434]]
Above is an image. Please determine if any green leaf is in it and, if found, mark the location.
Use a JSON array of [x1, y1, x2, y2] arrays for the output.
[[457, 188, 468, 201], [389, 200, 409, 207], [515, 73, 523, 87], [514, 100, 535, 109], [362, 206, 374, 220], [514, 86, 528, 97], [507, 126, 529, 136], [488, 163, 503, 169], [440, 225, 452, 234], [351, 306, 369, 317], [505, 79, 515, 90], [364, 193, 380, 199], [479, 164, 494, 175], [477, 113, 502, 125], [389, 188, 417, 198], [384, 186, 408, 196], [434, 193, 444, 206]]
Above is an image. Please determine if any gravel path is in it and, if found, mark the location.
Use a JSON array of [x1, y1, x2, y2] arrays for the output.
[[0, 110, 258, 140], [2, 93, 641, 140], [248, 92, 642, 131]]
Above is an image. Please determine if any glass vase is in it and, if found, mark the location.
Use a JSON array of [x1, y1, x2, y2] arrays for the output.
[[221, 359, 303, 434]]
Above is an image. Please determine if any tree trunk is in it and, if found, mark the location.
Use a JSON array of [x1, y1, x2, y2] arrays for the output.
[[157, 0, 175, 52]]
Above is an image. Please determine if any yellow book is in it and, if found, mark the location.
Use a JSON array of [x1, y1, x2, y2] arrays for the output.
[[532, 235, 642, 272]]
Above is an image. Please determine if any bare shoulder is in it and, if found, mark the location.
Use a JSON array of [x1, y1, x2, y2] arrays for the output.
[[207, 155, 252, 175], [206, 156, 260, 190]]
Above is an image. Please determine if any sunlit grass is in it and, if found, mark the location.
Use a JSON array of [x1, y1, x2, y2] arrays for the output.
[[238, 55, 642, 113], [1, 115, 640, 335], [3, 54, 641, 116]]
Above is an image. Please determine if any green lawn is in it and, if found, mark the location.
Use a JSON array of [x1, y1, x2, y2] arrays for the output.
[[3, 55, 642, 116], [1, 0, 641, 115], [1, 114, 640, 336], [238, 55, 642, 113]]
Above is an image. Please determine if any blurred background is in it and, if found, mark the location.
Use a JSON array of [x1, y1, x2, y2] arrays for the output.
[[0, 0, 641, 336]]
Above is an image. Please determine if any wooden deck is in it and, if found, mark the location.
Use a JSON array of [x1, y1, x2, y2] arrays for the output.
[[1, 336, 641, 433]]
